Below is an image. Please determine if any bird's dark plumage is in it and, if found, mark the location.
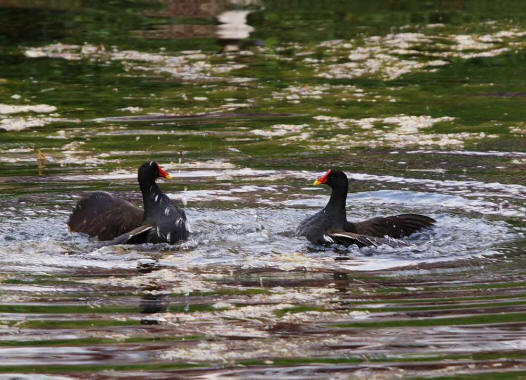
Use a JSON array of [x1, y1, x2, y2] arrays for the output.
[[297, 169, 435, 248], [68, 161, 188, 245], [67, 192, 143, 241]]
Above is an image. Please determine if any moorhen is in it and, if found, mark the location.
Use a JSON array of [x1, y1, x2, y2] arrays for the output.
[[297, 169, 435, 247], [68, 161, 188, 245]]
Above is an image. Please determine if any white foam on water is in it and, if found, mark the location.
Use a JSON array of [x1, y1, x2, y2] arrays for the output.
[[347, 190, 519, 216], [0, 167, 523, 274], [0, 205, 519, 274], [407, 150, 526, 157], [347, 172, 526, 200], [0, 104, 57, 114]]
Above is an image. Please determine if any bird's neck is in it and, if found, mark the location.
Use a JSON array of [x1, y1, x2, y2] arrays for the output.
[[325, 184, 348, 220], [140, 180, 163, 216]]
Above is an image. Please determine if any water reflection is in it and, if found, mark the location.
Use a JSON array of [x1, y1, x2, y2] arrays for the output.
[[0, 0, 80, 10], [333, 272, 351, 293], [1, 1, 526, 376], [217, 10, 255, 51], [140, 293, 167, 324], [139, 262, 169, 324], [140, 0, 261, 51]]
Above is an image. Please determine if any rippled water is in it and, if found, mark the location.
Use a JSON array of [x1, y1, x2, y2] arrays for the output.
[[1, 0, 526, 378], [1, 169, 521, 273]]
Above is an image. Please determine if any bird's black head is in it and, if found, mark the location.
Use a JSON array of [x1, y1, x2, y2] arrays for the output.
[[138, 161, 171, 184], [313, 169, 348, 189]]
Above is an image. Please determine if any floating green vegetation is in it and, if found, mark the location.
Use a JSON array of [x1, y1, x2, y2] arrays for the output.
[[0, 303, 218, 316], [353, 299, 526, 313], [1, 275, 82, 286], [333, 312, 526, 329], [0, 334, 204, 347], [19, 319, 141, 329], [240, 350, 526, 366], [0, 304, 137, 314], [417, 371, 526, 380], [374, 280, 526, 294], [273, 305, 327, 317], [344, 292, 526, 305], [0, 362, 203, 375], [184, 288, 271, 297]]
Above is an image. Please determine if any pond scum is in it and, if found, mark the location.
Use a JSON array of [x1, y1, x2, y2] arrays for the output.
[[0, 1, 525, 378]]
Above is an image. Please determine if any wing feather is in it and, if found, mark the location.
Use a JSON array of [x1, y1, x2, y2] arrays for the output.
[[98, 224, 154, 246], [328, 231, 409, 248], [353, 214, 435, 238], [68, 192, 144, 240]]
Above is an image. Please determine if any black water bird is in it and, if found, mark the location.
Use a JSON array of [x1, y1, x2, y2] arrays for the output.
[[297, 169, 435, 248], [68, 161, 188, 245]]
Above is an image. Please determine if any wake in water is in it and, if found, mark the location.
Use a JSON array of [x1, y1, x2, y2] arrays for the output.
[[0, 169, 523, 273], [0, 206, 519, 274]]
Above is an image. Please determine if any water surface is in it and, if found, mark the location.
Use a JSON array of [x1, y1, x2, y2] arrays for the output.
[[0, 1, 525, 378]]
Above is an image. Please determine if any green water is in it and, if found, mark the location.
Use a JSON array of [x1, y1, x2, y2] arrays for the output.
[[0, 0, 525, 378]]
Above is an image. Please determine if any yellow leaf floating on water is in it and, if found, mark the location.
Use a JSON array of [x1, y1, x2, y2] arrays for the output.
[[36, 149, 46, 161], [36, 149, 46, 175]]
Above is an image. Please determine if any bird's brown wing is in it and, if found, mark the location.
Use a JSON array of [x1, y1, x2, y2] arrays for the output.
[[67, 192, 144, 240], [352, 214, 435, 239], [326, 231, 409, 248]]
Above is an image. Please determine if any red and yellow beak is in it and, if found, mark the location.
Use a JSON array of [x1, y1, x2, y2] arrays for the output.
[[313, 169, 331, 185], [156, 163, 172, 179]]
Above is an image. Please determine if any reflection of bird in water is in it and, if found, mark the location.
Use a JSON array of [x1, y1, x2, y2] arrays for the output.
[[141, 293, 168, 320], [140, 284, 168, 325], [137, 260, 168, 324], [297, 169, 435, 248], [333, 272, 351, 293]]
